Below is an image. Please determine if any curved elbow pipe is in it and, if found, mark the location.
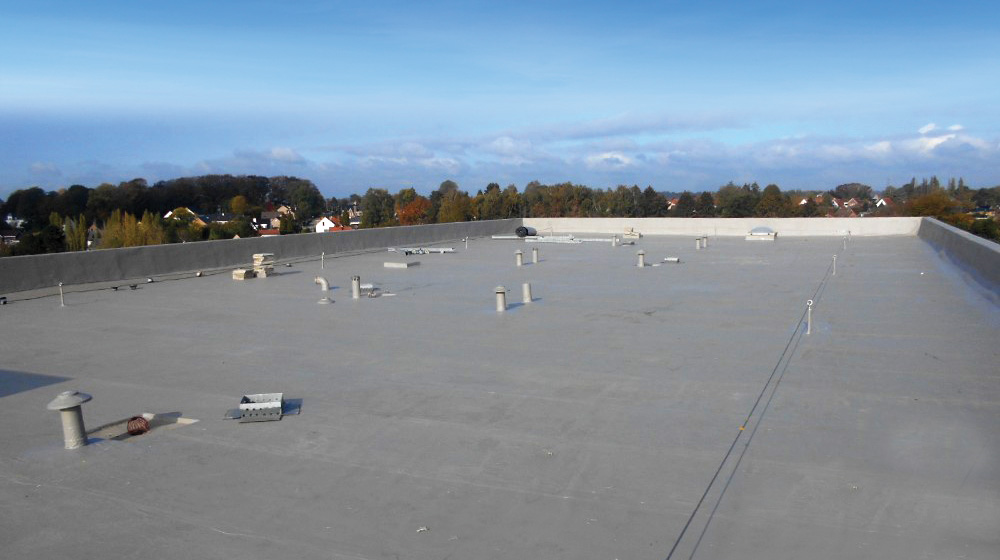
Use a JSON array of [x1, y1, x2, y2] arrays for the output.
[[314, 276, 330, 291]]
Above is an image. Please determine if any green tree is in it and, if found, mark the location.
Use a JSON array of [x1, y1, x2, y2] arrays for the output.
[[755, 184, 788, 217], [278, 213, 298, 234], [360, 188, 396, 228], [909, 191, 956, 217], [230, 195, 250, 216], [437, 189, 472, 223], [695, 192, 715, 217], [671, 191, 696, 217]]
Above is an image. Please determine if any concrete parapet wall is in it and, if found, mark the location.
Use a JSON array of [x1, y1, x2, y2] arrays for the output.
[[917, 217, 1000, 292], [0, 219, 520, 293], [523, 217, 922, 237]]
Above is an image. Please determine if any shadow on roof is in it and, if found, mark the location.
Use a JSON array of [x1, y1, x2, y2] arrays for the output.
[[0, 369, 71, 399]]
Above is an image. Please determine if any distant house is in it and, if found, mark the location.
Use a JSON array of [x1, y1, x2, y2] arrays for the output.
[[0, 228, 20, 246], [163, 208, 207, 227], [203, 212, 235, 224], [875, 197, 894, 208], [260, 211, 282, 229], [275, 205, 295, 217], [347, 203, 362, 228], [845, 198, 861, 208], [667, 198, 680, 211], [258, 228, 280, 236], [827, 207, 858, 218], [311, 216, 351, 233]]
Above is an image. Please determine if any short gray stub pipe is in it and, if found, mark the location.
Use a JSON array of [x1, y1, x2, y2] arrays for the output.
[[637, 250, 646, 268], [532, 247, 538, 264], [843, 237, 847, 251], [695, 238, 701, 250], [495, 286, 507, 312], [702, 236, 709, 248], [522, 282, 533, 303], [832, 255, 837, 276], [516, 250, 523, 267], [351, 275, 361, 299], [806, 299, 814, 335], [47, 391, 92, 449]]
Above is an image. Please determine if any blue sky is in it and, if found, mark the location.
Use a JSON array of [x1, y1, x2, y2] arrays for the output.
[[2, 0, 998, 198]]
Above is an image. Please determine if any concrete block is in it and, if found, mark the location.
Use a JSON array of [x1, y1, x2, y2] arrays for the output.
[[232, 268, 253, 280], [384, 261, 420, 269]]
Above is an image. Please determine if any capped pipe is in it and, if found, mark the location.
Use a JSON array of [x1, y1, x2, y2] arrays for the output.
[[515, 250, 523, 267], [522, 282, 533, 303], [664, 257, 681, 263], [495, 286, 507, 312], [321, 251, 325, 269], [702, 236, 709, 248], [695, 238, 701, 250], [806, 299, 814, 335], [532, 247, 538, 264], [351, 275, 361, 299], [637, 250, 646, 268], [58, 282, 65, 307], [47, 390, 92, 449]]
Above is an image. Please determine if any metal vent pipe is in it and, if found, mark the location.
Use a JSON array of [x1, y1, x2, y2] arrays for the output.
[[47, 391, 92, 449]]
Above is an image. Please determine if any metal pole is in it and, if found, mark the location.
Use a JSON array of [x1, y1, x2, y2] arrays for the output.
[[806, 300, 813, 335], [321, 251, 325, 269], [832, 255, 837, 276], [522, 283, 532, 303], [59, 282, 65, 307], [495, 286, 507, 312], [532, 247, 538, 264], [515, 250, 523, 267]]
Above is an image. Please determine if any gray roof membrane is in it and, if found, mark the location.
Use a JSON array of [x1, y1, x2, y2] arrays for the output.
[[1, 233, 998, 559]]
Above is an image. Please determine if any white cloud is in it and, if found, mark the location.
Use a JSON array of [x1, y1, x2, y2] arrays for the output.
[[918, 123, 937, 134], [585, 152, 633, 169], [947, 124, 964, 131]]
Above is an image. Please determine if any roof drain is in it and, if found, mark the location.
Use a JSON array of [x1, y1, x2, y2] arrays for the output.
[[314, 276, 333, 304], [46, 390, 92, 449]]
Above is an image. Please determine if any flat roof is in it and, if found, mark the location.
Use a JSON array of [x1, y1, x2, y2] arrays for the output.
[[1, 233, 998, 559]]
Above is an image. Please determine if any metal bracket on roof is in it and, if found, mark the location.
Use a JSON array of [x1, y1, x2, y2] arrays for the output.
[[224, 393, 302, 422]]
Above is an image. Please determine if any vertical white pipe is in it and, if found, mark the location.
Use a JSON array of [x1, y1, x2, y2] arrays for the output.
[[522, 283, 532, 303], [532, 247, 538, 264], [806, 299, 814, 335], [515, 250, 523, 267], [832, 255, 837, 276], [59, 282, 65, 307], [637, 250, 646, 267], [351, 276, 361, 299]]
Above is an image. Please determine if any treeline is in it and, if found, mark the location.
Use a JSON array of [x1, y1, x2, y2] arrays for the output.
[[3, 175, 999, 257], [0, 175, 325, 232]]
